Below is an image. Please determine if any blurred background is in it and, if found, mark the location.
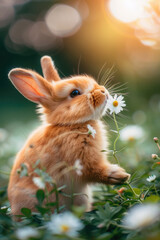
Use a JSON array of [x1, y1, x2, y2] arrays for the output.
[[0, 0, 160, 185]]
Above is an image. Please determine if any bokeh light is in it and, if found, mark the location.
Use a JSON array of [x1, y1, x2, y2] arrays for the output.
[[45, 4, 82, 37], [2, 0, 30, 5], [0, 3, 15, 28], [9, 19, 33, 45], [140, 39, 156, 47], [107, 0, 160, 48], [74, 0, 89, 20], [8, 19, 61, 52], [108, 0, 147, 23], [25, 21, 61, 51]]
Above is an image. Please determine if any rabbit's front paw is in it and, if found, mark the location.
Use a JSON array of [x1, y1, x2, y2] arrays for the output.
[[107, 164, 130, 184]]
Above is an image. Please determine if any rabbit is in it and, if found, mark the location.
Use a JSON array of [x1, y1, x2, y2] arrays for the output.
[[8, 56, 130, 216]]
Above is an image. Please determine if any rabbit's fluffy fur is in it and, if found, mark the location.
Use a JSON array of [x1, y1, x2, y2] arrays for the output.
[[8, 56, 130, 215]]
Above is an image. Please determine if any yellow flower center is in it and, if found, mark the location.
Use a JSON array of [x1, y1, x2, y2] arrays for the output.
[[113, 100, 118, 107], [61, 225, 70, 233], [128, 136, 135, 142]]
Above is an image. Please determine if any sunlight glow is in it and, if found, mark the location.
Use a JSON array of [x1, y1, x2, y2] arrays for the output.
[[107, 0, 160, 48], [140, 39, 156, 47], [137, 17, 160, 34], [108, 0, 148, 23]]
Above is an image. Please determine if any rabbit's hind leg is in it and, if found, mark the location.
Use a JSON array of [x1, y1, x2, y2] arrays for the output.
[[9, 185, 38, 218]]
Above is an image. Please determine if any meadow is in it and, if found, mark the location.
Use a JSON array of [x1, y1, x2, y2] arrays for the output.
[[0, 0, 160, 239], [0, 98, 160, 239]]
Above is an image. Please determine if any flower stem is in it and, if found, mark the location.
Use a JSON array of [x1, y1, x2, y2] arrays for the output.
[[112, 112, 120, 165], [113, 153, 120, 165], [71, 178, 74, 207], [154, 184, 158, 195], [156, 143, 160, 151], [54, 184, 59, 213], [126, 182, 138, 198], [143, 184, 154, 199], [126, 182, 143, 203]]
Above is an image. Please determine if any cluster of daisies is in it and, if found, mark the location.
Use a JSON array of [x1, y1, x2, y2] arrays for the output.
[[16, 212, 83, 239], [16, 203, 160, 239]]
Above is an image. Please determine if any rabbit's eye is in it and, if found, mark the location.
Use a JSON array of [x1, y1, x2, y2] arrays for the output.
[[70, 89, 80, 98]]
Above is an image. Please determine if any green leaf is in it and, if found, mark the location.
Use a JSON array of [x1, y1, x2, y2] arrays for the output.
[[93, 202, 106, 207], [0, 207, 8, 215], [49, 188, 56, 194], [57, 185, 66, 191], [0, 186, 7, 199], [34, 168, 42, 176], [21, 208, 31, 218], [110, 206, 122, 219], [133, 188, 141, 195], [123, 191, 134, 198], [45, 202, 57, 207], [97, 233, 112, 240], [36, 206, 50, 215], [33, 159, 41, 168], [20, 163, 28, 178], [36, 190, 45, 205], [129, 170, 139, 182], [72, 205, 86, 218], [151, 163, 160, 169], [110, 129, 118, 133], [144, 195, 160, 203], [106, 150, 114, 154]]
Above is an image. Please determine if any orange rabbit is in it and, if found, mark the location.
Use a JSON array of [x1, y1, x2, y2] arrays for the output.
[[8, 56, 130, 215]]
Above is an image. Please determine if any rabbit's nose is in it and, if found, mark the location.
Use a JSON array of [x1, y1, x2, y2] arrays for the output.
[[100, 88, 109, 98], [99, 86, 106, 94], [101, 90, 105, 94]]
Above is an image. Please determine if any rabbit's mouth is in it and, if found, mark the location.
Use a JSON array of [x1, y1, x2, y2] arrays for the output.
[[100, 96, 109, 115], [90, 94, 108, 120], [89, 88, 108, 108]]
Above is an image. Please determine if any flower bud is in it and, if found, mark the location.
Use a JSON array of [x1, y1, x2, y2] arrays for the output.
[[98, 223, 105, 228], [152, 154, 158, 160], [118, 187, 126, 194], [156, 162, 160, 165], [141, 194, 145, 200], [153, 137, 159, 143]]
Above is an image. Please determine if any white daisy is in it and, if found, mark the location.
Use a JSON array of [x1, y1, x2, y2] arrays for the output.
[[16, 227, 39, 240], [33, 177, 45, 189], [120, 125, 144, 142], [87, 124, 96, 138], [106, 94, 126, 114], [74, 159, 83, 176], [47, 212, 83, 237], [146, 175, 156, 182], [123, 204, 160, 229]]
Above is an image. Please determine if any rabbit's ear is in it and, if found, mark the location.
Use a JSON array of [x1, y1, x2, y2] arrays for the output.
[[40, 56, 61, 82], [8, 68, 54, 104]]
